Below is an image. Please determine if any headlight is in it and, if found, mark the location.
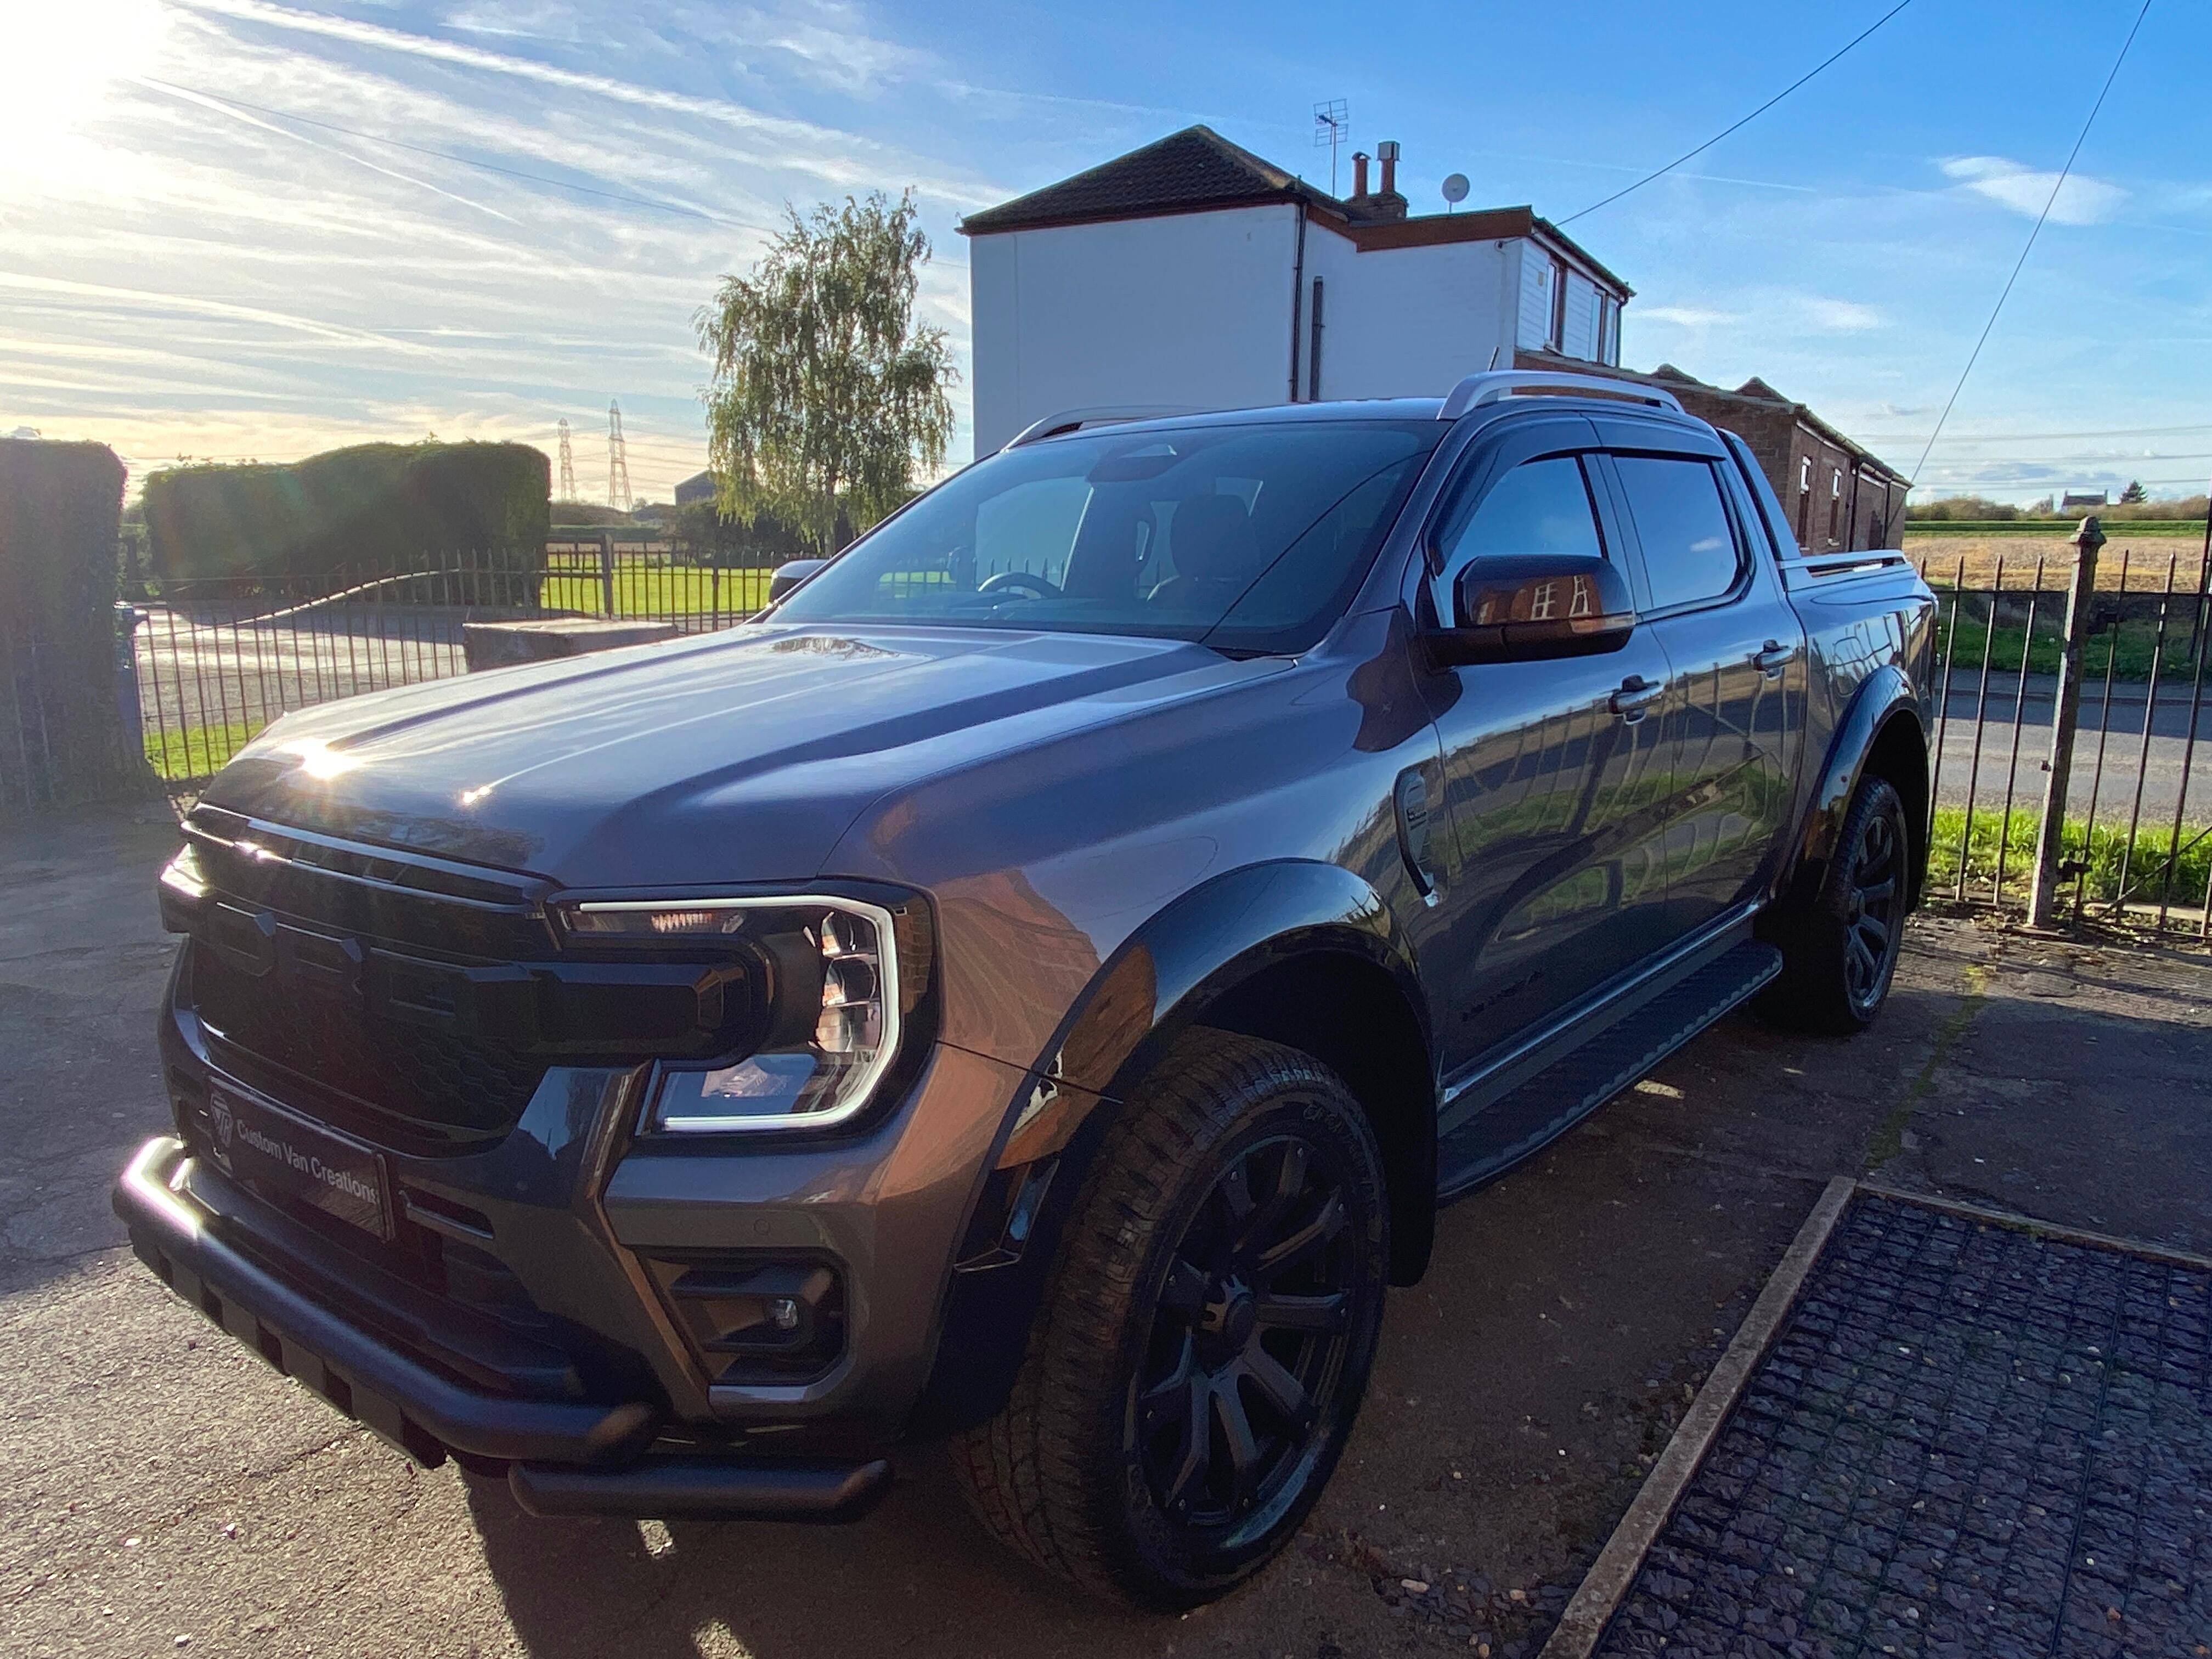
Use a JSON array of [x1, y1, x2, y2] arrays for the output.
[[555, 894, 918, 1133]]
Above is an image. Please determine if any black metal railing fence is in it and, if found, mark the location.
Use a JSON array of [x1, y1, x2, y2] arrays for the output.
[[118, 548, 774, 791], [1918, 538, 2212, 932]]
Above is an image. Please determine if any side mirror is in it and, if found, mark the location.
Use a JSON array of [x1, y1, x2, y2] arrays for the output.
[[1431, 554, 1637, 666], [766, 558, 827, 604]]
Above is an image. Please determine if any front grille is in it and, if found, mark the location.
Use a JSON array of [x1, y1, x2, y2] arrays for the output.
[[172, 808, 759, 1156], [178, 807, 558, 1153], [193, 941, 546, 1150]]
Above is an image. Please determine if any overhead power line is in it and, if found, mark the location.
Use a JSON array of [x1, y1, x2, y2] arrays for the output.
[[1854, 421, 2212, 445], [1916, 450, 2212, 468], [1558, 0, 1916, 227], [1911, 0, 2155, 485], [1920, 476, 2206, 491]]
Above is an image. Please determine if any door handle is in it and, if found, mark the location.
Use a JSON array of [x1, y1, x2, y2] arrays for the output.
[[1752, 641, 1793, 677], [1609, 675, 1663, 723]]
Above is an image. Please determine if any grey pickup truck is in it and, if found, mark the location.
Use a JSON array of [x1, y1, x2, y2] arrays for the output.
[[118, 371, 1935, 1607]]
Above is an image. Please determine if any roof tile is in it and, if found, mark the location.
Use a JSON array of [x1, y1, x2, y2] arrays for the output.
[[961, 125, 1327, 234]]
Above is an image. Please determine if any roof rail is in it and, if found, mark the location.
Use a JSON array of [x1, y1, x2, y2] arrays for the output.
[[1002, 405, 1202, 449], [1437, 371, 1684, 422]]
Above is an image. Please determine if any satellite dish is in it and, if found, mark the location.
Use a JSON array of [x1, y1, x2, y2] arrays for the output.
[[1441, 173, 1470, 208]]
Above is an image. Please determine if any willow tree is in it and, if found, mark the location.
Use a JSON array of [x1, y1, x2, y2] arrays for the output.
[[697, 190, 956, 554]]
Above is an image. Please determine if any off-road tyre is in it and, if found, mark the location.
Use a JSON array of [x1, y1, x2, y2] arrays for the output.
[[1757, 773, 1910, 1035], [950, 1028, 1390, 1608]]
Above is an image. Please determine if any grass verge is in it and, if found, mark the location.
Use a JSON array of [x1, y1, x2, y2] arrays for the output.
[[1929, 804, 2212, 910], [539, 563, 772, 619], [145, 719, 263, 783]]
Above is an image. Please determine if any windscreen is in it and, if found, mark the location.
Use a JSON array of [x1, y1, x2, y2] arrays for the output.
[[770, 420, 1442, 653]]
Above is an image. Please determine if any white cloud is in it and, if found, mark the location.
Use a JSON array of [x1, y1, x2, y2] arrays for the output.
[[1800, 296, 1883, 332], [1942, 156, 2128, 226], [1637, 304, 1737, 328], [740, 2, 936, 97], [173, 0, 996, 201]]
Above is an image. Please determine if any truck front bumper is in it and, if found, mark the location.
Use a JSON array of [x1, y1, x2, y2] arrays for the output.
[[116, 1136, 893, 1522]]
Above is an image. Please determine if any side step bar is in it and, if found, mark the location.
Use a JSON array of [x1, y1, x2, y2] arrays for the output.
[[1438, 940, 1783, 1198]]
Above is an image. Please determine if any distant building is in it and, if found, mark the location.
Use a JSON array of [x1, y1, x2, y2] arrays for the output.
[[674, 470, 717, 506], [1526, 354, 1911, 553], [2061, 490, 2109, 511], [959, 125, 1632, 455]]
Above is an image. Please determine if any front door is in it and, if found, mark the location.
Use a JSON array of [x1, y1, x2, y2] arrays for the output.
[[1592, 431, 1803, 935], [1422, 420, 1677, 1077]]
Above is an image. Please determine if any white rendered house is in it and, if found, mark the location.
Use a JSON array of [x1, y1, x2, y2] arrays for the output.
[[959, 126, 1632, 456]]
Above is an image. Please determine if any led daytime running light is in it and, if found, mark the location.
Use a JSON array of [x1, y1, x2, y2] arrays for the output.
[[560, 895, 902, 1133]]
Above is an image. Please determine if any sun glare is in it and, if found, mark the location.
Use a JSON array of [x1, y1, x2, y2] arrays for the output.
[[0, 0, 169, 160]]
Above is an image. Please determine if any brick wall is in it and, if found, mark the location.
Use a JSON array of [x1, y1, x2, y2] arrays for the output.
[[1511, 351, 1909, 554]]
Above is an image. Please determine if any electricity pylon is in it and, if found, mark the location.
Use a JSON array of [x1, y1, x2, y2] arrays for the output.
[[606, 402, 631, 511]]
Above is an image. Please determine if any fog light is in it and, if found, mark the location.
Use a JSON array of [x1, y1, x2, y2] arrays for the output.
[[641, 1255, 845, 1385]]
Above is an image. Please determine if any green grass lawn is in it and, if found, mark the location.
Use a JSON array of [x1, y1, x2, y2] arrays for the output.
[[1936, 594, 2208, 681], [539, 562, 773, 619], [1928, 803, 2212, 912], [145, 719, 263, 783]]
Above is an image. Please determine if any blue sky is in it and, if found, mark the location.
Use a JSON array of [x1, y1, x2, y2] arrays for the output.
[[3, 0, 2204, 504]]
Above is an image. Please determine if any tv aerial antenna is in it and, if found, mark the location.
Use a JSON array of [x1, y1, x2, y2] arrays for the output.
[[1313, 99, 1348, 196], [555, 417, 576, 500]]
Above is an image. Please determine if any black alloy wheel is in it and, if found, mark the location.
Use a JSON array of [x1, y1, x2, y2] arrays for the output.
[[1841, 793, 1904, 1015], [1130, 1132, 1363, 1548], [1756, 771, 1911, 1034], [952, 1029, 1389, 1607]]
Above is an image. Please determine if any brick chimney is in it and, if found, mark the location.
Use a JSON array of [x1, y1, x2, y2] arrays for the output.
[[1346, 139, 1408, 222]]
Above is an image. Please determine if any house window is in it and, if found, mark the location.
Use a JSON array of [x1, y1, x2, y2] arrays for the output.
[[1549, 257, 1567, 351], [1796, 456, 1812, 541]]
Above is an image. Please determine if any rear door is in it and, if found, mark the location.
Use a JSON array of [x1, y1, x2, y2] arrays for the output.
[[1591, 421, 1805, 936], [1421, 416, 1677, 1074]]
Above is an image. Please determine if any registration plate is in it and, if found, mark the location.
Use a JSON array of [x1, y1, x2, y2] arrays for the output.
[[204, 1083, 394, 1242]]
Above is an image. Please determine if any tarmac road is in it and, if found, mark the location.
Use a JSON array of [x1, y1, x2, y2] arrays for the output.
[[1933, 668, 2212, 826], [4, 810, 2208, 1658], [130, 608, 468, 740]]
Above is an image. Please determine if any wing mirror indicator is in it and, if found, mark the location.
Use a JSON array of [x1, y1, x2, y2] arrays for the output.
[[1431, 554, 1637, 665]]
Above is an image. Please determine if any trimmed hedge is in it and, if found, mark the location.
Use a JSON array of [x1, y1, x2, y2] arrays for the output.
[[0, 438, 147, 803], [143, 441, 550, 585]]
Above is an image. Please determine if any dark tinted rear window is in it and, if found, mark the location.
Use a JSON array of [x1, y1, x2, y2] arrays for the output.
[[1613, 455, 1742, 611]]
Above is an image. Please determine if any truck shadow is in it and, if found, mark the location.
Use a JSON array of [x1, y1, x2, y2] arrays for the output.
[[461, 1451, 1143, 1658]]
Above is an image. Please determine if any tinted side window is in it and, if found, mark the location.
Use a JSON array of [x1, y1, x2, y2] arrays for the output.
[[1432, 455, 1604, 610], [1613, 456, 1742, 611]]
